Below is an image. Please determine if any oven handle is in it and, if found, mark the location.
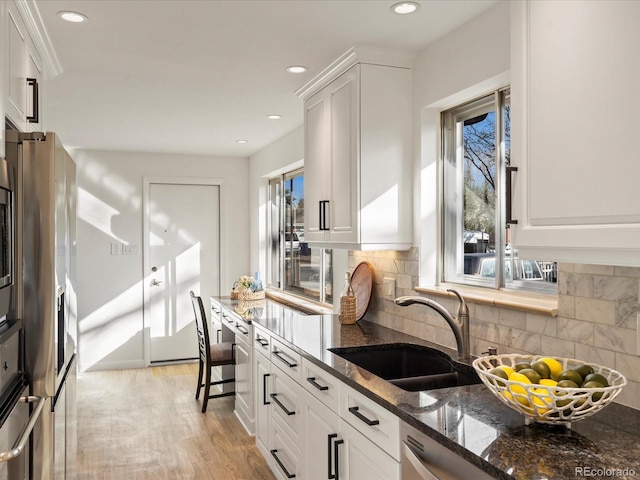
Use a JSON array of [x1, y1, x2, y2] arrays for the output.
[[0, 395, 46, 462]]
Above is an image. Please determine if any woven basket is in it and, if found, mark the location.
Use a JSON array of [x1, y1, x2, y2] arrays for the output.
[[473, 354, 626, 428], [231, 289, 265, 301], [339, 296, 357, 325]]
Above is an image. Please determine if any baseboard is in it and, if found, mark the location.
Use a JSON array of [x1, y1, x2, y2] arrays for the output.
[[79, 359, 146, 372]]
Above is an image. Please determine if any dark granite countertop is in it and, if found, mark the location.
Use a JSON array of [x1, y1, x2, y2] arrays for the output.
[[212, 296, 640, 480]]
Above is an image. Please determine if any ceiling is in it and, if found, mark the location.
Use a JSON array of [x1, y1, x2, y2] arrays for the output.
[[36, 0, 499, 157]]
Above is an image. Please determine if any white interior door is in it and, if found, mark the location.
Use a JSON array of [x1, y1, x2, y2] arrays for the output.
[[146, 182, 220, 363]]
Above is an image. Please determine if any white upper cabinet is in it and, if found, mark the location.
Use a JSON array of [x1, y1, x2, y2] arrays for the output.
[[511, 1, 640, 267], [3, 1, 62, 136], [298, 47, 414, 250]]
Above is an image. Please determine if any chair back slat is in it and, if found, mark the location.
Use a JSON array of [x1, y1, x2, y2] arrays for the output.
[[190, 291, 210, 364]]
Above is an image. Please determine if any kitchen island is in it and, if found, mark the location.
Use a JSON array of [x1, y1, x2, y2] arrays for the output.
[[214, 296, 640, 480]]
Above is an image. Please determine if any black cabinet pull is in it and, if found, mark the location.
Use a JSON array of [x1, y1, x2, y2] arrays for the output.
[[27, 78, 39, 123], [319, 200, 330, 231], [348, 406, 379, 426], [319, 201, 324, 231], [235, 323, 249, 335], [328, 434, 337, 479], [506, 166, 518, 225], [263, 373, 270, 405], [270, 449, 296, 478], [307, 377, 329, 391], [256, 337, 269, 347], [270, 393, 295, 416], [273, 350, 297, 368], [334, 438, 343, 480]]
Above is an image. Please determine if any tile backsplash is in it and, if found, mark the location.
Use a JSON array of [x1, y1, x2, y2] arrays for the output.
[[348, 248, 640, 410]]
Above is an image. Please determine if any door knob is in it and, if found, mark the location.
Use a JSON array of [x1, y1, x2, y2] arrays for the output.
[[150, 279, 162, 287]]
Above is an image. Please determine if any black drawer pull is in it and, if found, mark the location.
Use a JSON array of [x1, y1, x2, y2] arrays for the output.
[[270, 449, 296, 478], [235, 323, 249, 335], [270, 393, 295, 416], [27, 77, 39, 123], [256, 337, 269, 347], [307, 377, 329, 391], [273, 350, 297, 368], [263, 373, 270, 405], [348, 406, 379, 426]]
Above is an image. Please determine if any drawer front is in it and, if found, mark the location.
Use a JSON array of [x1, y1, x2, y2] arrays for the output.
[[270, 417, 302, 480], [270, 368, 303, 441], [270, 338, 302, 383], [340, 383, 400, 461], [301, 358, 340, 413], [254, 324, 271, 359]]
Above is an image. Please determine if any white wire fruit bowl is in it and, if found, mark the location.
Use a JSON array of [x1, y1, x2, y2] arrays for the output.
[[472, 354, 626, 428]]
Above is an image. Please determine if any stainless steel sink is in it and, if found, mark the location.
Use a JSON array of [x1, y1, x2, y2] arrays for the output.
[[329, 343, 480, 392]]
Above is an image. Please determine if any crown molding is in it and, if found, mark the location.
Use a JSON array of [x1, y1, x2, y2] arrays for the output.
[[295, 45, 415, 100], [15, 0, 63, 78]]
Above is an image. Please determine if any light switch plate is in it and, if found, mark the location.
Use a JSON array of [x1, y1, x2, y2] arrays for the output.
[[383, 277, 396, 300], [110, 242, 119, 255]]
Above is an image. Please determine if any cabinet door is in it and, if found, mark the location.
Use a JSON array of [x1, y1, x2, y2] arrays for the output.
[[6, 3, 28, 131], [234, 335, 254, 433], [328, 66, 359, 244], [339, 420, 400, 480], [511, 1, 640, 266], [255, 351, 271, 457], [302, 391, 340, 480], [303, 89, 330, 242]]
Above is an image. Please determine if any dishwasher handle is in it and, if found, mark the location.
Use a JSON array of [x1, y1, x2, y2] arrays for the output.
[[0, 395, 46, 462], [402, 441, 440, 480]]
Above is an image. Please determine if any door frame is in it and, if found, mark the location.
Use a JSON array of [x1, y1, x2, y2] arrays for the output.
[[142, 176, 225, 367]]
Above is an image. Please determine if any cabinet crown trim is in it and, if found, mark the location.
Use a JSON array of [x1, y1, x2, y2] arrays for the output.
[[16, 0, 64, 78], [295, 45, 414, 100]]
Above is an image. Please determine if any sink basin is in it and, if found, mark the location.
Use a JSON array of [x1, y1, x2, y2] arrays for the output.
[[329, 343, 480, 392]]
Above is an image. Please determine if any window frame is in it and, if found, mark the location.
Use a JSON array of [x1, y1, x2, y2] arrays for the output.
[[267, 169, 332, 305]]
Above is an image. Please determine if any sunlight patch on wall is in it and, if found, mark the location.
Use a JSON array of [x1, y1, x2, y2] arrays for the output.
[[78, 187, 123, 241]]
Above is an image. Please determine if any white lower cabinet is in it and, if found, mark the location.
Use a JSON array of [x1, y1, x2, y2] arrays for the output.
[[234, 330, 254, 434], [254, 339, 400, 480]]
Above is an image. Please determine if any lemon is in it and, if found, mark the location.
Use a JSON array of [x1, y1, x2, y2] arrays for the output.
[[498, 365, 514, 377], [540, 379, 558, 387], [539, 357, 563, 381], [508, 371, 532, 384], [531, 388, 553, 415]]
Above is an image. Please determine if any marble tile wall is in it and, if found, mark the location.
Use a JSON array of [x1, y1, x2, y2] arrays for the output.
[[348, 249, 640, 410]]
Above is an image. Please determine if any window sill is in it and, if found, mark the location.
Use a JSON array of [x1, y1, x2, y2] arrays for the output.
[[414, 284, 558, 317], [265, 289, 333, 315]]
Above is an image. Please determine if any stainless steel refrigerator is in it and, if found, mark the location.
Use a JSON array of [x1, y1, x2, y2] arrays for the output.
[[5, 130, 77, 480]]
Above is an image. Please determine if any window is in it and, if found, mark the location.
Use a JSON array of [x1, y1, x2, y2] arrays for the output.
[[442, 89, 557, 294], [268, 169, 333, 304]]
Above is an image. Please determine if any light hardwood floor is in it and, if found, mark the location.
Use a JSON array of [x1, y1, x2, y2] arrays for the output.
[[76, 363, 275, 480]]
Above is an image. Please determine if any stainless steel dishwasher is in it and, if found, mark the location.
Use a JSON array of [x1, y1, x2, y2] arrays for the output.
[[401, 421, 494, 480]]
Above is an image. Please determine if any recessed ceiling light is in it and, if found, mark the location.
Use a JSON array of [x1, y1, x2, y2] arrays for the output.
[[236, 140, 248, 144], [391, 2, 420, 14], [267, 114, 282, 120], [58, 11, 88, 23], [286, 65, 308, 74]]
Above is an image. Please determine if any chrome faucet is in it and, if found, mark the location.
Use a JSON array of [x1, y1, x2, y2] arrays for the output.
[[394, 289, 470, 361]]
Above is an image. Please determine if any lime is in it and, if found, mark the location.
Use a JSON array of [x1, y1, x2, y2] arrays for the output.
[[582, 380, 605, 401], [488, 367, 508, 386], [576, 364, 595, 380], [558, 369, 584, 386], [518, 368, 542, 385], [539, 357, 563, 381], [584, 373, 609, 387], [514, 362, 532, 372], [556, 379, 579, 389], [531, 360, 551, 380]]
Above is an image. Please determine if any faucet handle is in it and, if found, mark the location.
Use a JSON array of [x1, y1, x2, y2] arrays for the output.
[[446, 288, 469, 316]]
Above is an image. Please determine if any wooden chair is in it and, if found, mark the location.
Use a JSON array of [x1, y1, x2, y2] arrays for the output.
[[190, 291, 235, 413]]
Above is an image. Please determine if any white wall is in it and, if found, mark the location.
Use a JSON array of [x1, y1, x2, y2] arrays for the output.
[[412, 1, 511, 286], [73, 149, 249, 371]]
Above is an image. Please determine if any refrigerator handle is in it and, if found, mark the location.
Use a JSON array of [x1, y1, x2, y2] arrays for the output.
[[0, 395, 46, 462]]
